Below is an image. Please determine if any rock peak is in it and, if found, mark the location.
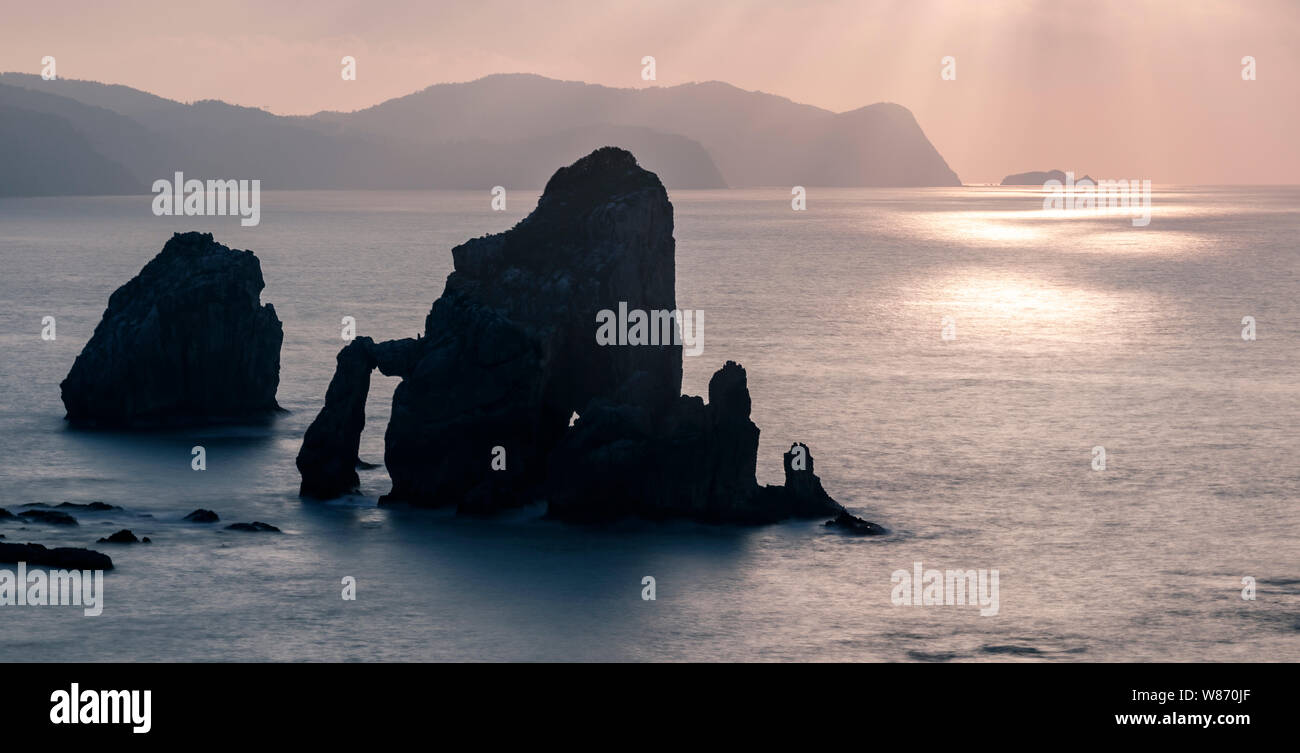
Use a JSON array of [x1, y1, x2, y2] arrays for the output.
[[298, 148, 871, 529], [61, 232, 283, 428]]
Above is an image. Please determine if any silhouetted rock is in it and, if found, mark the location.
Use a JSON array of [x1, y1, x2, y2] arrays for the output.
[[225, 521, 281, 533], [0, 507, 14, 521], [142, 537, 151, 543], [0, 542, 113, 570], [182, 509, 219, 523], [1001, 169, 1094, 186], [824, 510, 888, 535], [60, 231, 283, 428], [21, 501, 122, 511], [297, 148, 875, 528], [97, 529, 139, 543], [19, 510, 78, 525], [60, 501, 122, 511], [295, 336, 420, 498]]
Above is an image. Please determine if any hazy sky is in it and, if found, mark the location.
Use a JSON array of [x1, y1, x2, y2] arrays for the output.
[[2, 0, 1296, 183]]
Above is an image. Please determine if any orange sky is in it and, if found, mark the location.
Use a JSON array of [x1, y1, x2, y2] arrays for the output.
[[2, 0, 1296, 183]]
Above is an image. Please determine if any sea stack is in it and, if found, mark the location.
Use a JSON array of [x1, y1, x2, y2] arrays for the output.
[[60, 231, 283, 428], [298, 147, 869, 527]]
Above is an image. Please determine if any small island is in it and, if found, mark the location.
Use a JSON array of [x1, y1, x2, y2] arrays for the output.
[[1000, 169, 1093, 186]]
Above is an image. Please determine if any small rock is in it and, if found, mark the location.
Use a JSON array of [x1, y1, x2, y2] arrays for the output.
[[59, 501, 123, 511], [97, 529, 140, 544], [824, 510, 887, 535], [183, 509, 220, 523], [142, 537, 151, 543], [0, 542, 113, 570], [225, 521, 281, 533], [0, 507, 14, 520], [18, 510, 79, 526]]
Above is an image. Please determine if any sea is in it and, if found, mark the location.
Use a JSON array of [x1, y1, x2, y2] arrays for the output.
[[1, 185, 1297, 661]]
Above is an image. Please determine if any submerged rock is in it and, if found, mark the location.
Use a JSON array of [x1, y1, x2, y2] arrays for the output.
[[824, 510, 888, 535], [296, 147, 877, 528], [0, 542, 113, 570], [182, 509, 220, 523], [97, 529, 140, 543], [18, 510, 78, 526], [225, 521, 281, 533], [60, 231, 283, 428]]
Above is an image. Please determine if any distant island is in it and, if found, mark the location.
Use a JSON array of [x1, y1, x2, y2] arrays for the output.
[[0, 72, 960, 196], [1001, 169, 1093, 186]]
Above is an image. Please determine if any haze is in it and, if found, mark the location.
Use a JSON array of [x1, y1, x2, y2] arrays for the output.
[[1, 0, 1296, 184]]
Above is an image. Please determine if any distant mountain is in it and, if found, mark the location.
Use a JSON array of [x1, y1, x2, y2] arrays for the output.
[[0, 104, 138, 196], [0, 72, 959, 197], [307, 74, 960, 187], [1001, 169, 1093, 186]]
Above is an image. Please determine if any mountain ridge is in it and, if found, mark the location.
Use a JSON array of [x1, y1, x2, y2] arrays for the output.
[[0, 72, 960, 195]]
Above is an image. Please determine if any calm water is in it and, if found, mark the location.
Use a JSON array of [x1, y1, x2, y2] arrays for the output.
[[0, 186, 1297, 661]]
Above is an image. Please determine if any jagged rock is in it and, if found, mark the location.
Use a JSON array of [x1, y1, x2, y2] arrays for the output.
[[0, 542, 113, 570], [0, 507, 14, 520], [824, 510, 888, 535], [225, 521, 281, 533], [97, 529, 139, 543], [182, 509, 219, 523], [296, 147, 876, 528], [295, 336, 420, 498], [60, 231, 283, 428], [19, 510, 78, 525]]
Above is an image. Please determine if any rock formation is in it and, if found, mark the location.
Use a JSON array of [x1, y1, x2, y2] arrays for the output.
[[225, 521, 281, 533], [297, 147, 875, 527], [0, 542, 113, 570], [18, 510, 78, 525], [60, 231, 283, 428]]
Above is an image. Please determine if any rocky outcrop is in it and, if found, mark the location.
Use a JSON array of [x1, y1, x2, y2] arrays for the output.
[[60, 231, 283, 428], [0, 542, 113, 570], [296, 336, 420, 498], [24, 502, 121, 512], [225, 521, 281, 533], [182, 509, 219, 523], [19, 510, 77, 525], [97, 529, 140, 543], [297, 147, 873, 527]]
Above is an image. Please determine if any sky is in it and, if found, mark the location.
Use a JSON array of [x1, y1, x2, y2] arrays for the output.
[[1, 0, 1296, 184]]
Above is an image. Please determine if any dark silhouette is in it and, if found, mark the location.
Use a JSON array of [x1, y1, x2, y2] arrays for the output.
[[60, 232, 283, 428], [298, 147, 877, 527], [0, 542, 113, 570]]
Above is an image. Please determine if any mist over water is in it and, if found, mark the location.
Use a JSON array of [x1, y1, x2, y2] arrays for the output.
[[1, 186, 1297, 661]]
